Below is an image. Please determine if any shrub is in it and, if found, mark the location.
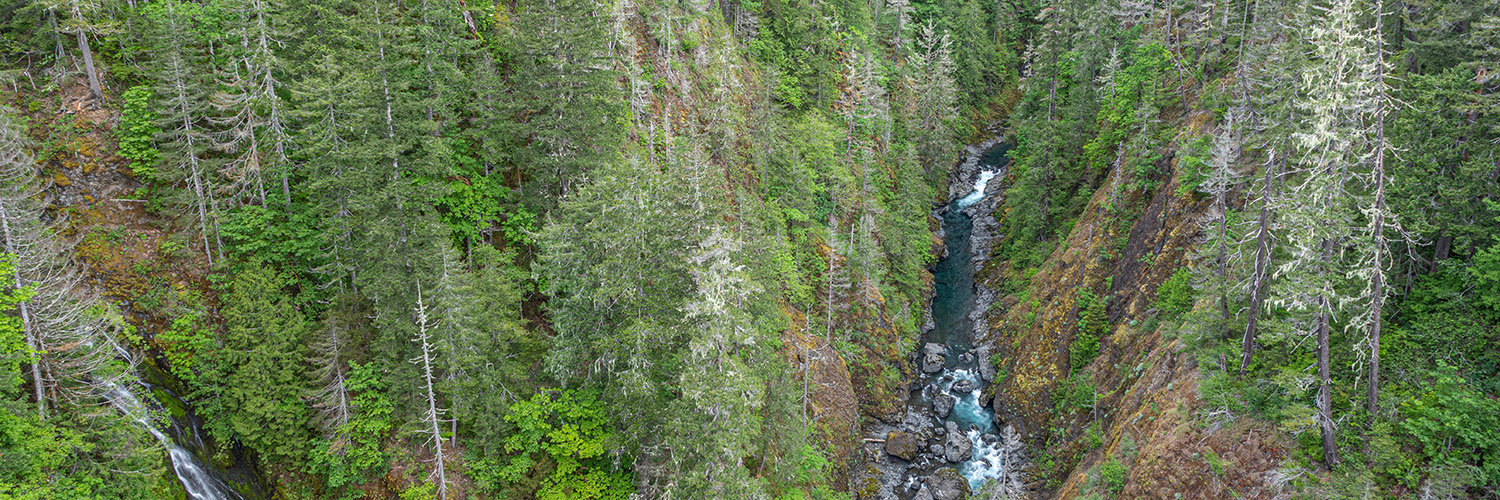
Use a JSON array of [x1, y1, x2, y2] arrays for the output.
[[117, 86, 160, 178], [1400, 364, 1500, 485], [1099, 456, 1128, 494], [1070, 290, 1108, 372], [1156, 267, 1194, 317]]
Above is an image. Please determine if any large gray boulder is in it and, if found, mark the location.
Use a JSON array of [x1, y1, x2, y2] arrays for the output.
[[885, 431, 919, 462], [929, 467, 971, 500], [923, 353, 946, 373], [922, 343, 948, 373], [933, 394, 955, 418], [951, 379, 974, 394], [944, 421, 972, 463], [913, 487, 935, 500]]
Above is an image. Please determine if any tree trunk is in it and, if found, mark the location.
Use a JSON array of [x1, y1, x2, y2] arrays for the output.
[[0, 201, 44, 419], [1317, 239, 1340, 467], [414, 286, 447, 500], [1431, 233, 1451, 271], [76, 30, 103, 103], [1367, 0, 1386, 430], [1240, 155, 1275, 375]]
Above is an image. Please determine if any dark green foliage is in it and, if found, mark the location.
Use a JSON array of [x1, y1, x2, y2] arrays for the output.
[[1069, 290, 1106, 373], [220, 264, 311, 461], [504, 0, 624, 215], [751, 0, 842, 110]]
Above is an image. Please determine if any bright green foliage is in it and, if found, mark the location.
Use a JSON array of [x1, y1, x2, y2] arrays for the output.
[[155, 312, 215, 385], [494, 390, 631, 500], [0, 254, 161, 499], [1083, 41, 1171, 172], [0, 255, 31, 388], [1400, 365, 1500, 484], [397, 482, 436, 500], [1156, 268, 1194, 317], [117, 86, 160, 178], [1098, 456, 1127, 494], [311, 362, 393, 495], [1053, 373, 1095, 414], [219, 205, 323, 278]]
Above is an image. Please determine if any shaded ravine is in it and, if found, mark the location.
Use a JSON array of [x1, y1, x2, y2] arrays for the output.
[[104, 364, 270, 500], [859, 139, 1025, 500]]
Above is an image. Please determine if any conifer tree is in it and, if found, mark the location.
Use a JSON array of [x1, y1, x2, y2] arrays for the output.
[[150, 1, 223, 265], [221, 265, 311, 460], [1274, 0, 1381, 465], [508, 0, 624, 213], [908, 21, 958, 174], [664, 228, 769, 499], [211, 0, 292, 207], [411, 282, 449, 500], [1198, 108, 1242, 338]]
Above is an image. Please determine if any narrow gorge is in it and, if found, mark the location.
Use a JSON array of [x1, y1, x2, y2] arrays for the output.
[[860, 140, 1025, 500]]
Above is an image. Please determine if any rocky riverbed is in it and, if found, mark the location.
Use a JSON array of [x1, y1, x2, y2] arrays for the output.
[[856, 139, 1027, 500]]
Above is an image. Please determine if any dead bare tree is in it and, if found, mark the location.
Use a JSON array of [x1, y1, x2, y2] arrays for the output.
[[0, 110, 127, 416], [411, 282, 448, 500]]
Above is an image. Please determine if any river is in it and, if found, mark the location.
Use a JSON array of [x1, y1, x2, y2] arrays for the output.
[[861, 139, 1026, 500]]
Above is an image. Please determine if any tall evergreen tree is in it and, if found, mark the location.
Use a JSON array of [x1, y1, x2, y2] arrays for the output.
[[1274, 0, 1381, 465], [149, 1, 223, 265], [221, 265, 312, 460], [507, 0, 624, 214]]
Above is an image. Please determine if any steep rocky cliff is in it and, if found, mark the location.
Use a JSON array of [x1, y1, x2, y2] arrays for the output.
[[971, 110, 1295, 499]]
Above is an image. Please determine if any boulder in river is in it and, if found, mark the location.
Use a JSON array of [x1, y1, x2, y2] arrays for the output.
[[933, 394, 955, 418], [924, 342, 948, 356], [885, 431, 919, 462], [922, 353, 946, 373], [944, 421, 972, 463], [951, 379, 974, 394], [913, 487, 936, 500], [958, 352, 975, 364], [929, 467, 972, 500], [929, 443, 945, 457]]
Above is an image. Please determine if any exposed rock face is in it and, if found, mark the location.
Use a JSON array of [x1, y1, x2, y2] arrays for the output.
[[933, 394, 955, 418], [930, 443, 945, 457], [975, 346, 995, 381], [929, 467, 971, 500], [885, 431, 919, 462], [943, 422, 972, 463], [913, 487, 935, 500]]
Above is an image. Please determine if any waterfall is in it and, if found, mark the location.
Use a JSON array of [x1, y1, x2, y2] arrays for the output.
[[104, 383, 246, 500]]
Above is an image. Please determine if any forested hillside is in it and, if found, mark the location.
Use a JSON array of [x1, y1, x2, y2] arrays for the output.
[[0, 0, 1497, 498]]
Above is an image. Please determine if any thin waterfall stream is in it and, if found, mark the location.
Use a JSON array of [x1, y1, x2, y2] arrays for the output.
[[106, 382, 247, 500]]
